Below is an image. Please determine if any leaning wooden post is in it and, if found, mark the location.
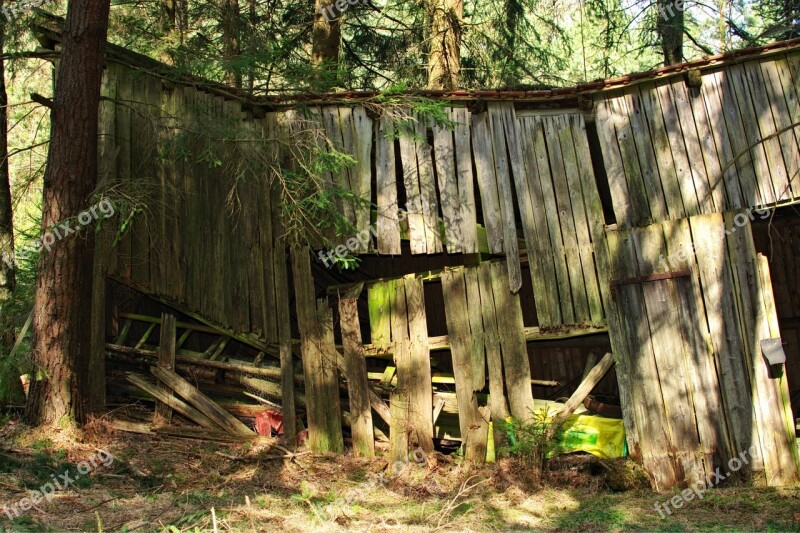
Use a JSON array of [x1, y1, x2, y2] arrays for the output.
[[153, 313, 177, 426], [337, 283, 375, 458], [548, 352, 614, 439], [291, 245, 344, 453], [274, 240, 296, 447]]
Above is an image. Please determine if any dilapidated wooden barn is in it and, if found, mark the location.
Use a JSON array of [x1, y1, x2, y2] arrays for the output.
[[36, 16, 800, 491]]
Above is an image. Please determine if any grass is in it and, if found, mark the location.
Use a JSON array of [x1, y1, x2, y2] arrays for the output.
[[0, 419, 798, 532]]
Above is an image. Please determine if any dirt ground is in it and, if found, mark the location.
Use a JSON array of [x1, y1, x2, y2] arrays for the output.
[[1, 416, 799, 532]]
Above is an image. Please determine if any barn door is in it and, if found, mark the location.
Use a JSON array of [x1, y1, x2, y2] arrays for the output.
[[610, 274, 720, 490]]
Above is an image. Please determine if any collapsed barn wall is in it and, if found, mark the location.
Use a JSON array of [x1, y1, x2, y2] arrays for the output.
[[89, 41, 800, 490]]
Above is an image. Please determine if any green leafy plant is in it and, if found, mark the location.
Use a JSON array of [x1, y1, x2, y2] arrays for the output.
[[497, 407, 565, 479]]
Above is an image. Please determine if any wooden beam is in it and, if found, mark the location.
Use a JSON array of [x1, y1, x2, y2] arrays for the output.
[[150, 366, 256, 437], [550, 352, 614, 433], [126, 372, 218, 430]]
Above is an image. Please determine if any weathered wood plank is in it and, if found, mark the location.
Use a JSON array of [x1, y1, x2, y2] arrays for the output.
[[656, 80, 700, 217], [433, 110, 462, 253], [686, 215, 750, 462], [489, 261, 534, 421], [403, 274, 434, 453], [728, 65, 777, 205], [398, 121, 427, 254], [153, 313, 177, 425], [532, 117, 575, 324], [698, 71, 743, 209], [352, 107, 373, 251], [639, 82, 686, 218], [376, 117, 401, 254], [442, 267, 489, 462], [464, 267, 486, 390], [453, 107, 478, 253], [520, 119, 560, 326], [551, 352, 613, 430], [471, 112, 503, 253], [477, 262, 509, 446], [624, 87, 669, 221], [760, 59, 800, 199], [670, 80, 718, 213], [559, 115, 603, 324], [744, 62, 791, 201], [338, 285, 375, 458], [488, 103, 522, 293], [291, 246, 344, 453], [595, 95, 633, 225], [712, 69, 760, 207], [544, 116, 589, 321], [415, 118, 442, 254]]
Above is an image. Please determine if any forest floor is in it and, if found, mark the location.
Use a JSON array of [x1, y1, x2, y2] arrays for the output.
[[1, 416, 799, 532]]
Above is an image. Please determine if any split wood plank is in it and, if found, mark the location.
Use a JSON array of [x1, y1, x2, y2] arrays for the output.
[[487, 103, 522, 293], [337, 284, 375, 458], [154, 313, 177, 425], [453, 107, 478, 253], [433, 109, 463, 253], [376, 117, 401, 254], [464, 267, 486, 390], [595, 95, 633, 226], [686, 215, 750, 462], [639, 82, 686, 219], [414, 118, 442, 254], [471, 112, 503, 253], [113, 67, 133, 280], [150, 366, 256, 437], [610, 92, 652, 225], [442, 267, 489, 463], [321, 107, 355, 226], [398, 118, 427, 254], [477, 262, 509, 446], [489, 261, 534, 422], [126, 373, 218, 430], [291, 246, 344, 453]]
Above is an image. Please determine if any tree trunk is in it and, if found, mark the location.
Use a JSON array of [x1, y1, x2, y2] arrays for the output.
[[426, 0, 462, 90], [0, 8, 14, 344], [221, 0, 242, 88], [657, 0, 683, 65], [311, 0, 341, 91], [24, 0, 111, 428]]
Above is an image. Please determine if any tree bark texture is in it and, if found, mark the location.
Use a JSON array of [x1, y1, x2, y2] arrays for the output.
[[427, 0, 463, 90]]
